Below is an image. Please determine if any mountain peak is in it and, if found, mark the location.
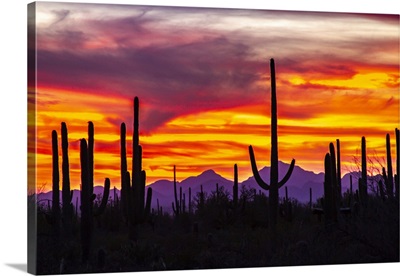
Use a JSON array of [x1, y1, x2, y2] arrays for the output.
[[200, 168, 216, 174], [198, 169, 220, 178]]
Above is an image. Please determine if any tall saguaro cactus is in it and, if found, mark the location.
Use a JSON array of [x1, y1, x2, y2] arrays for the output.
[[80, 139, 92, 263], [80, 122, 111, 262], [233, 164, 238, 210], [51, 130, 60, 235], [120, 97, 152, 239], [120, 123, 128, 221], [359, 136, 368, 205], [248, 58, 295, 228], [88, 122, 95, 198], [336, 139, 342, 202], [61, 122, 73, 232]]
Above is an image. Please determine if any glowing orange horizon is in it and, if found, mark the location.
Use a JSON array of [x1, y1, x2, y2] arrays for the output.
[[33, 70, 398, 193]]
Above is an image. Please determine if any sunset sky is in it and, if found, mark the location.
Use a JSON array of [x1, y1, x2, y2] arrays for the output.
[[28, 2, 399, 192]]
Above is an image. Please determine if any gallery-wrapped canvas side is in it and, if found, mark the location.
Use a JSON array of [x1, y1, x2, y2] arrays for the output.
[[27, 2, 37, 275]]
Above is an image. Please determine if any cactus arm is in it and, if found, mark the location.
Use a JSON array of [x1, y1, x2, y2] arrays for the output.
[[248, 145, 270, 190], [94, 178, 110, 217], [278, 159, 295, 188]]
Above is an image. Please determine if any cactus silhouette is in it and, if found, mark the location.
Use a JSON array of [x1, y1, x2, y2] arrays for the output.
[[79, 122, 111, 263], [51, 130, 60, 235], [336, 139, 342, 202], [329, 142, 338, 220], [383, 133, 394, 198], [233, 164, 238, 210], [61, 122, 73, 233], [80, 138, 92, 263], [88, 122, 94, 197], [359, 136, 368, 205], [120, 122, 128, 222], [119, 97, 152, 239], [248, 58, 295, 228], [323, 153, 334, 223], [172, 165, 180, 216]]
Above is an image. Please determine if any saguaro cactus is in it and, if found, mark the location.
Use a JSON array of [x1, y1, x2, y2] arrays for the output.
[[120, 123, 128, 221], [80, 122, 111, 262], [248, 58, 295, 228], [329, 142, 338, 220], [336, 139, 342, 202], [51, 130, 60, 235], [323, 153, 334, 223], [80, 139, 92, 263], [61, 122, 73, 232], [120, 97, 152, 239], [233, 164, 238, 210], [88, 122, 94, 197], [172, 165, 180, 216], [383, 133, 394, 198], [359, 136, 368, 205]]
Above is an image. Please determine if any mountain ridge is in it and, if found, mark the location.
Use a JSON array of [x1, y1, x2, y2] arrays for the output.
[[36, 161, 382, 211]]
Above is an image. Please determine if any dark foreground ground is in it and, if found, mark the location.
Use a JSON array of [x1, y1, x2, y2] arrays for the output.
[[34, 194, 399, 275]]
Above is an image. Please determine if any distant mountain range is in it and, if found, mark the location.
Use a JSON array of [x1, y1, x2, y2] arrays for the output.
[[37, 161, 383, 213]]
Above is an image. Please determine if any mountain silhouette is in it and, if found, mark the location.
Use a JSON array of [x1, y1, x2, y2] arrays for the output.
[[37, 162, 384, 212]]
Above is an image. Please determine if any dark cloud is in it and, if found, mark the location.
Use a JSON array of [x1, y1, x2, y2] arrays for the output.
[[37, 33, 265, 133], [36, 4, 398, 134]]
